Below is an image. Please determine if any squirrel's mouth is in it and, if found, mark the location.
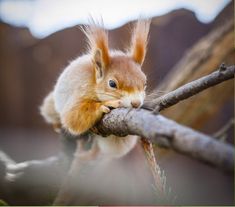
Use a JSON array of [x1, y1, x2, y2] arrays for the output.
[[107, 106, 115, 110]]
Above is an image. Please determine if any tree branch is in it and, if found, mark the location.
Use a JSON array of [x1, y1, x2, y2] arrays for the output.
[[144, 65, 234, 111], [96, 108, 234, 172]]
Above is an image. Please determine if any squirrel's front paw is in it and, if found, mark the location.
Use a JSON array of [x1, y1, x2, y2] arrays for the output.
[[100, 99, 123, 114], [103, 100, 123, 109], [100, 105, 111, 113]]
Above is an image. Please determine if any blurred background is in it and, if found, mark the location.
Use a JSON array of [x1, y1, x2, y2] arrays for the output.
[[0, 0, 234, 205]]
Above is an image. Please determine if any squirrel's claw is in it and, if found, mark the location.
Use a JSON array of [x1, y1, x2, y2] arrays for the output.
[[100, 105, 111, 113]]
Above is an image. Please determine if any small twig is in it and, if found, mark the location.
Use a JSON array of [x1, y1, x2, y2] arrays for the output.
[[144, 65, 234, 112], [141, 137, 166, 197], [213, 118, 234, 141], [219, 62, 227, 72]]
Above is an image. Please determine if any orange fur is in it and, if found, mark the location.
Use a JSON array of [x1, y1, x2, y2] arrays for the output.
[[129, 19, 151, 65], [108, 55, 146, 92], [62, 99, 104, 135], [81, 20, 110, 67], [40, 92, 61, 126]]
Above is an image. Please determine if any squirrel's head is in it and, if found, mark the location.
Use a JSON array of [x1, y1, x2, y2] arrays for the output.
[[83, 19, 150, 108]]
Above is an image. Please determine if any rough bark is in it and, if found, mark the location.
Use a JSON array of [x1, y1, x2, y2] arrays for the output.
[[96, 108, 234, 172]]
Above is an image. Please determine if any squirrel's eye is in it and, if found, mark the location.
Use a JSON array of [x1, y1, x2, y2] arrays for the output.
[[109, 80, 117, 88]]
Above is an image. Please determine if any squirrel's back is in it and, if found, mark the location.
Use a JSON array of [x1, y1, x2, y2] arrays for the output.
[[54, 54, 95, 114]]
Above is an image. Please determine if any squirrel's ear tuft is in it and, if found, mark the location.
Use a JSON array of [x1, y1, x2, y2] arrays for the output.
[[81, 18, 110, 68], [129, 19, 151, 66]]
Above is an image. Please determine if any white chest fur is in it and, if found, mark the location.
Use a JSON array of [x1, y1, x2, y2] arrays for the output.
[[96, 134, 139, 158]]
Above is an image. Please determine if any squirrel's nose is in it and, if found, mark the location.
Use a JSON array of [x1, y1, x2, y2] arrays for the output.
[[131, 100, 141, 108]]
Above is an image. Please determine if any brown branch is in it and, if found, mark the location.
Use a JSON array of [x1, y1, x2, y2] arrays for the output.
[[96, 108, 234, 172], [144, 64, 234, 112]]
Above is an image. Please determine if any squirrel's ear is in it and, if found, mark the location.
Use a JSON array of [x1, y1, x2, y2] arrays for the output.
[[129, 19, 151, 66], [93, 49, 104, 82], [81, 19, 110, 69]]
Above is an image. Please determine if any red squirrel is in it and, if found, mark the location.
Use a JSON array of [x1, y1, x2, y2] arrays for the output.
[[40, 19, 150, 159]]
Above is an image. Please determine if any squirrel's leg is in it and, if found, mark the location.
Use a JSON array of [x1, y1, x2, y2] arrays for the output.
[[62, 100, 122, 135], [90, 99, 123, 134], [40, 92, 61, 133]]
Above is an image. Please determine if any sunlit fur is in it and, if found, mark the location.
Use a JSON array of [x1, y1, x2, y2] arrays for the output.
[[129, 19, 151, 65], [81, 19, 110, 67], [95, 51, 147, 106], [96, 135, 139, 158], [40, 92, 60, 125], [40, 19, 150, 158]]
